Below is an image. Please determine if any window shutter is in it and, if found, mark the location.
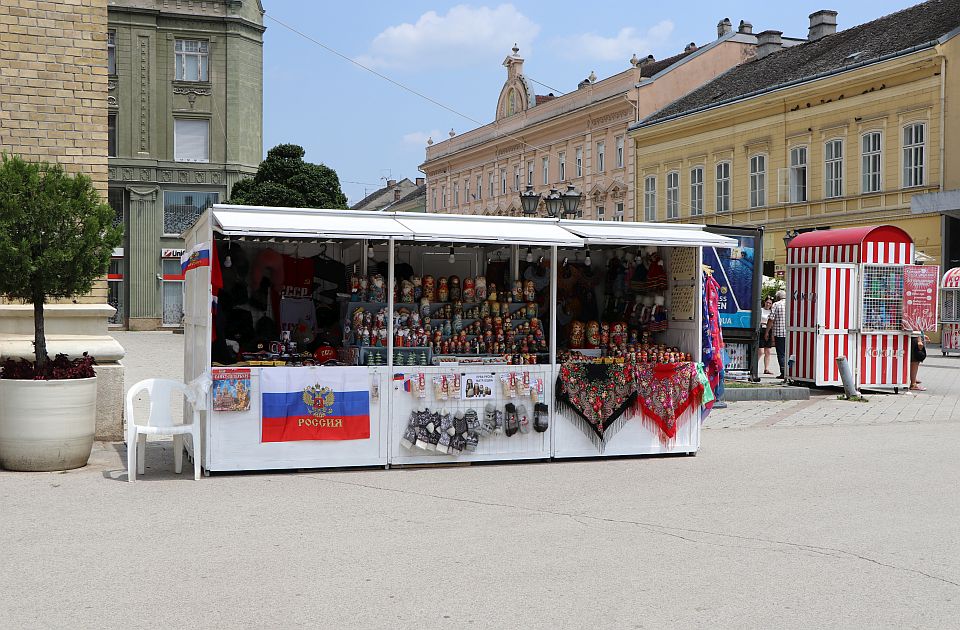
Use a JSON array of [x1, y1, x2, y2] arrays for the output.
[[175, 119, 209, 162]]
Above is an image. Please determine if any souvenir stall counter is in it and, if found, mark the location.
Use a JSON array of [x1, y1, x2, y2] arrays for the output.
[[550, 221, 735, 458], [941, 268, 960, 357], [182, 206, 737, 472]]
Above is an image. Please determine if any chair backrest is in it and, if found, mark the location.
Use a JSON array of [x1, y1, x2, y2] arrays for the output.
[[126, 378, 190, 428]]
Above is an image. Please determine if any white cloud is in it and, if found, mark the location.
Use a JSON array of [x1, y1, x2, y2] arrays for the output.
[[356, 4, 539, 70], [554, 21, 675, 62], [402, 129, 443, 146]]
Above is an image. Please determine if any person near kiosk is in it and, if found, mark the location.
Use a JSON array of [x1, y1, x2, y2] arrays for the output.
[[759, 295, 775, 375], [767, 290, 787, 379]]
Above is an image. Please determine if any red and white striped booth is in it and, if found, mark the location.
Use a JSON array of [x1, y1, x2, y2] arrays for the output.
[[786, 226, 914, 390], [942, 267, 960, 357]]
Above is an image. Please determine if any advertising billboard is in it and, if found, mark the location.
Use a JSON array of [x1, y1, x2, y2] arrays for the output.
[[702, 235, 756, 329]]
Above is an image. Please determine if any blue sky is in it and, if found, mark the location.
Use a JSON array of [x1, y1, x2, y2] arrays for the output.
[[261, 1, 921, 205]]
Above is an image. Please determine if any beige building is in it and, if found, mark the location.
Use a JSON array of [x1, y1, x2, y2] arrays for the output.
[[629, 2, 960, 275], [0, 0, 125, 439], [351, 177, 424, 212], [421, 19, 782, 220]]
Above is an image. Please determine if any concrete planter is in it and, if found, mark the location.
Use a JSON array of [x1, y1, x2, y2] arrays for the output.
[[0, 377, 98, 471]]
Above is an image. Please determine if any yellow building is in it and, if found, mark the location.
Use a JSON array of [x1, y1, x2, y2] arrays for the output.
[[629, 1, 960, 274]]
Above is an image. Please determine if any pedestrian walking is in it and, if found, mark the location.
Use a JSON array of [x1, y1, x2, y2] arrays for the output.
[[759, 296, 775, 374], [767, 290, 787, 378]]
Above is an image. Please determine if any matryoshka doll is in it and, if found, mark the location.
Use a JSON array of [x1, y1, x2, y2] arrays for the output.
[[512, 280, 523, 303], [600, 323, 610, 349], [475, 276, 487, 301], [526, 301, 538, 319], [569, 321, 585, 348], [423, 275, 436, 301], [370, 274, 386, 303], [524, 279, 536, 302], [412, 276, 423, 301], [462, 277, 475, 301], [449, 275, 461, 301], [350, 274, 361, 302], [419, 297, 431, 319], [401, 279, 414, 303], [586, 320, 600, 349], [437, 277, 449, 302], [359, 276, 369, 302], [487, 282, 497, 302]]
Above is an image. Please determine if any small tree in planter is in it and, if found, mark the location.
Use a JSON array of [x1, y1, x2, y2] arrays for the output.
[[0, 155, 122, 470]]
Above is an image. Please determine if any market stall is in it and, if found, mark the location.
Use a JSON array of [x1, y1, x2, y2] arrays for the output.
[[785, 225, 918, 390], [182, 206, 736, 472], [941, 268, 960, 356]]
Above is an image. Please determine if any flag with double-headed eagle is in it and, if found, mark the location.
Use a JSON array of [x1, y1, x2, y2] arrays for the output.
[[260, 367, 371, 442]]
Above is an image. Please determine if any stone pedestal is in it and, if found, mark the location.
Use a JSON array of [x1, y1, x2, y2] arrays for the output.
[[0, 304, 125, 441]]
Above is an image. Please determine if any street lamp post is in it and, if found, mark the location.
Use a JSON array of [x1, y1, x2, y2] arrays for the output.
[[561, 184, 582, 219], [520, 184, 541, 216], [519, 184, 582, 218]]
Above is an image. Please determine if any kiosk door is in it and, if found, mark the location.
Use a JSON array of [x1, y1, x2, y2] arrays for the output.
[[815, 264, 857, 386]]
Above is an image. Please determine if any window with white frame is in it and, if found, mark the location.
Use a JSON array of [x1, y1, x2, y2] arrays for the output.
[[644, 176, 657, 221], [690, 166, 703, 216], [476, 175, 482, 201], [825, 139, 843, 198], [597, 141, 605, 172], [542, 157, 549, 185], [108, 30, 116, 75], [453, 182, 459, 206], [862, 131, 882, 193], [174, 39, 208, 82], [716, 162, 731, 212], [575, 147, 583, 177], [597, 205, 604, 220], [614, 202, 624, 221], [173, 118, 209, 162], [749, 154, 766, 208], [558, 151, 566, 181], [616, 136, 624, 168], [903, 122, 925, 188], [514, 165, 520, 191], [527, 160, 534, 186], [500, 168, 507, 195], [441, 185, 447, 208], [789, 146, 807, 203], [666, 171, 680, 218]]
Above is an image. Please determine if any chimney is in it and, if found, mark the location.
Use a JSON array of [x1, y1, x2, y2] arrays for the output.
[[738, 20, 753, 34], [684, 42, 698, 53], [808, 10, 838, 42], [717, 18, 732, 38], [755, 30, 783, 59], [394, 188, 401, 201], [387, 179, 396, 188], [416, 177, 425, 186]]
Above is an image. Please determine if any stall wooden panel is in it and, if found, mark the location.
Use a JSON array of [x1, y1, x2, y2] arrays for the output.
[[814, 264, 857, 386], [786, 264, 818, 383], [858, 333, 910, 389]]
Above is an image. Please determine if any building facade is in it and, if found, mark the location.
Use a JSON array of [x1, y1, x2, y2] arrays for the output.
[[351, 177, 423, 212], [107, 0, 264, 330], [629, 2, 960, 277], [421, 21, 770, 221]]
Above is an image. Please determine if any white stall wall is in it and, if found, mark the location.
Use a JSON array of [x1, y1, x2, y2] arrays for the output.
[[390, 365, 552, 465], [205, 367, 389, 471]]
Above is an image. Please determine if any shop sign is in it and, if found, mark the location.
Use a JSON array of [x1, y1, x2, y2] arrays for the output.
[[162, 248, 186, 259], [703, 235, 756, 329], [461, 373, 495, 400], [902, 266, 939, 332], [260, 367, 370, 442], [212, 368, 251, 412]]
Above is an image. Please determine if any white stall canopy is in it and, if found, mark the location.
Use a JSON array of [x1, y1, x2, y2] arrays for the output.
[[559, 220, 737, 249], [210, 205, 415, 241], [394, 212, 584, 247]]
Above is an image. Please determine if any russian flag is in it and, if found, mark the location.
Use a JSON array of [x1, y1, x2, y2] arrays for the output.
[[260, 367, 371, 442], [181, 245, 211, 274]]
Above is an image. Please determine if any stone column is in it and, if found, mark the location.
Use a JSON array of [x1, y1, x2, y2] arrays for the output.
[[126, 186, 162, 331]]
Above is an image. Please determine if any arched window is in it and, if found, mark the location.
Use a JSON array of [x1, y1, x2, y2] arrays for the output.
[[508, 89, 517, 116]]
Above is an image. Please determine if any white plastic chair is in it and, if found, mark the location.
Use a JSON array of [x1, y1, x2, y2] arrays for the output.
[[126, 376, 211, 482]]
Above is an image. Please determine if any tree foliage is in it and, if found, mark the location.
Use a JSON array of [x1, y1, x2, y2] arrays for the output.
[[0, 155, 122, 370], [228, 144, 348, 209]]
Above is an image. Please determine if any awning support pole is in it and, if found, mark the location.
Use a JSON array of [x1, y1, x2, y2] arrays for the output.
[[387, 237, 395, 372], [550, 245, 558, 366]]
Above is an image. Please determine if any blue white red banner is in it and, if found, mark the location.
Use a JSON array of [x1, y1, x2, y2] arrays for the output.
[[180, 242, 211, 274], [260, 367, 371, 442]]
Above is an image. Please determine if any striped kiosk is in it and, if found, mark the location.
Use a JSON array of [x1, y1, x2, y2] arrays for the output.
[[941, 267, 960, 357], [786, 226, 914, 391]]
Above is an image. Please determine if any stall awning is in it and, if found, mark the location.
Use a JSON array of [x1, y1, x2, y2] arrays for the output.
[[394, 213, 584, 247], [558, 220, 738, 248], [211, 205, 415, 240]]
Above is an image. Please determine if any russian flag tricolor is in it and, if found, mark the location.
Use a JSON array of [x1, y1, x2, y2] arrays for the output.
[[260, 367, 371, 442], [180, 244, 211, 274]]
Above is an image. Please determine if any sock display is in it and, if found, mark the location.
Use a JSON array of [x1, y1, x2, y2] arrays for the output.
[[504, 403, 519, 437], [534, 403, 549, 433]]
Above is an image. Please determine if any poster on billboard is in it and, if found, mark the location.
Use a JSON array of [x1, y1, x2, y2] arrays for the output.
[[702, 236, 756, 329], [902, 266, 939, 332]]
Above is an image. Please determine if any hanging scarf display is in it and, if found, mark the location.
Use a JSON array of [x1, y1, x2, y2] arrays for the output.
[[631, 362, 704, 442], [701, 272, 725, 416], [555, 362, 637, 448], [556, 360, 705, 450]]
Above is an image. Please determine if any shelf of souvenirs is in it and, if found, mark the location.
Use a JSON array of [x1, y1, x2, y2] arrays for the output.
[[357, 346, 545, 367], [560, 343, 694, 366]]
